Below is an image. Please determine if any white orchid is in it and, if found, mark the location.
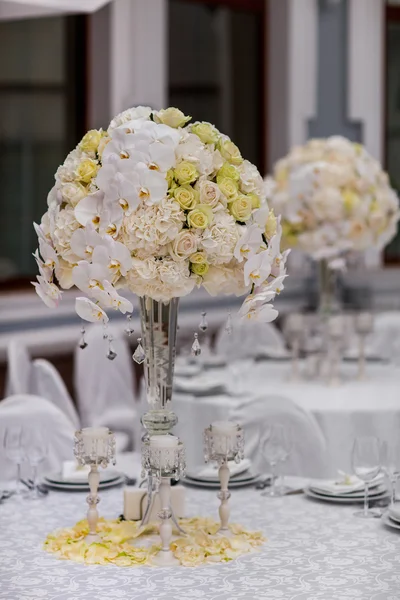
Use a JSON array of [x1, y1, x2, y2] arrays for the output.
[[238, 295, 278, 323], [75, 191, 105, 227], [75, 297, 109, 323], [234, 224, 263, 263], [70, 224, 105, 260], [244, 250, 272, 287], [96, 160, 141, 214], [32, 276, 62, 308], [72, 261, 111, 305], [91, 240, 132, 279], [102, 281, 133, 313], [38, 239, 59, 272]]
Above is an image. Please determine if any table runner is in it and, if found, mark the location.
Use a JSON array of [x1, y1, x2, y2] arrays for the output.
[[1, 486, 399, 599]]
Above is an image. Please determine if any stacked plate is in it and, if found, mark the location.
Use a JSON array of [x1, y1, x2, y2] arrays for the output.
[[183, 459, 259, 489], [304, 475, 388, 504], [382, 505, 400, 531], [43, 469, 125, 492]]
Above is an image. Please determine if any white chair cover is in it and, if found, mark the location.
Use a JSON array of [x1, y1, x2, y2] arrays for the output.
[[0, 394, 75, 481], [32, 359, 80, 429], [5, 339, 32, 397], [367, 312, 400, 363], [215, 318, 288, 360], [230, 395, 328, 478], [74, 324, 137, 450]]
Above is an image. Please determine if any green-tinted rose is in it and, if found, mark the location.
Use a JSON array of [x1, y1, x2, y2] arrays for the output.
[[191, 262, 209, 276], [248, 193, 261, 209], [187, 204, 214, 229], [174, 161, 198, 185], [217, 162, 240, 182], [189, 251, 207, 264], [173, 185, 199, 210], [217, 177, 239, 202], [155, 107, 191, 128], [218, 139, 243, 165], [229, 194, 253, 222], [191, 122, 219, 144]]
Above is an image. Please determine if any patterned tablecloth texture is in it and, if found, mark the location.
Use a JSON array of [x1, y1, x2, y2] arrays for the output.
[[0, 485, 400, 600]]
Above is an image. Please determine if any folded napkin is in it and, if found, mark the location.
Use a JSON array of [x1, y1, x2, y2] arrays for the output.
[[62, 461, 90, 482], [187, 458, 252, 481], [310, 472, 384, 495]]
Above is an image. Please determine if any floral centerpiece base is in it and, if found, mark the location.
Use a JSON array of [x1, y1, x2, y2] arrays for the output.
[[44, 517, 265, 567]]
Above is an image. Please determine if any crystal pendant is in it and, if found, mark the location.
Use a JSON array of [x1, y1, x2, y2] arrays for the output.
[[102, 320, 109, 340], [199, 311, 208, 332], [225, 311, 233, 335], [79, 325, 88, 350], [191, 332, 201, 357], [107, 334, 117, 360], [132, 337, 145, 364], [125, 314, 134, 336]]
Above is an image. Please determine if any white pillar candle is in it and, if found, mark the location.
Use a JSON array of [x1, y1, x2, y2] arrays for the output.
[[149, 435, 179, 448], [328, 315, 344, 337], [81, 427, 110, 457], [211, 421, 237, 436], [356, 312, 373, 334]]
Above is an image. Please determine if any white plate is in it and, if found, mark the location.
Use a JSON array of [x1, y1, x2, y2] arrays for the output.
[[304, 486, 389, 504], [43, 475, 125, 492], [388, 505, 400, 523], [309, 483, 387, 499], [186, 459, 252, 482], [45, 469, 121, 486], [382, 512, 400, 531], [187, 471, 258, 485], [182, 475, 259, 490], [174, 364, 202, 377]]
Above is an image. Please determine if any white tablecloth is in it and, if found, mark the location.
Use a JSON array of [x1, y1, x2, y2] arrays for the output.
[[1, 483, 400, 599], [174, 361, 400, 476]]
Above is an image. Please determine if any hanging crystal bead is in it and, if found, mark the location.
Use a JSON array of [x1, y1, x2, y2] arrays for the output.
[[199, 311, 208, 332], [102, 320, 109, 340], [132, 337, 145, 364], [79, 325, 88, 350], [225, 311, 233, 335], [191, 332, 201, 357], [125, 314, 134, 336], [106, 334, 117, 360]]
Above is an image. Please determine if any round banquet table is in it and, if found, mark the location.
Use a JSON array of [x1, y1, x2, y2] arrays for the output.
[[1, 484, 400, 599], [173, 361, 400, 477]]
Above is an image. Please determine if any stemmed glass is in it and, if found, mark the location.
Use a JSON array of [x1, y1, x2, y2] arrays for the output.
[[261, 424, 288, 497], [277, 428, 293, 495], [382, 440, 400, 507], [351, 436, 382, 518], [26, 431, 48, 500], [4, 426, 26, 499]]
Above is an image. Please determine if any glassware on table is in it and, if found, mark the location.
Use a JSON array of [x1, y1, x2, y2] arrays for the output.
[[227, 359, 253, 397], [277, 428, 293, 495], [285, 314, 304, 381], [382, 440, 400, 507], [327, 315, 345, 386], [3, 426, 26, 499], [351, 436, 383, 518], [261, 423, 288, 497], [25, 431, 48, 500], [354, 312, 373, 380]]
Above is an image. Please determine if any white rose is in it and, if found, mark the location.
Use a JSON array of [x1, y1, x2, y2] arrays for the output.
[[60, 182, 87, 207], [311, 188, 344, 222], [170, 230, 198, 261], [197, 180, 221, 208], [238, 160, 264, 195], [108, 106, 152, 132]]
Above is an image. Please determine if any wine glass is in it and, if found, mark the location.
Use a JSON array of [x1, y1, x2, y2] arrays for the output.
[[25, 431, 48, 500], [261, 424, 287, 497], [277, 428, 293, 495], [381, 440, 400, 507], [351, 436, 382, 518], [3, 426, 26, 498], [228, 359, 253, 397]]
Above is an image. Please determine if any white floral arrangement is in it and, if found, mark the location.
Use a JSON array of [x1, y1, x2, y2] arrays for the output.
[[266, 136, 400, 263], [33, 106, 288, 323]]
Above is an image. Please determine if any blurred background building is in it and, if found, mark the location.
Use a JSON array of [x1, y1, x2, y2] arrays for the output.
[[0, 0, 399, 389]]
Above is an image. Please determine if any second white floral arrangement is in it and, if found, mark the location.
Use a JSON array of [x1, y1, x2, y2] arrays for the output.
[[266, 136, 400, 262], [33, 106, 288, 323]]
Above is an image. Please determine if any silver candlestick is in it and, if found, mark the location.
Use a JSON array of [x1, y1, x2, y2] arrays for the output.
[[74, 427, 116, 543], [204, 422, 244, 534], [141, 435, 186, 566]]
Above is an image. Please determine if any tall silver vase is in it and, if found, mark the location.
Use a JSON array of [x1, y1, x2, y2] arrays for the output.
[[139, 296, 179, 437]]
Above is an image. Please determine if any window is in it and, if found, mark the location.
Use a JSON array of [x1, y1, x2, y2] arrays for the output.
[[0, 15, 87, 286], [168, 0, 266, 172]]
